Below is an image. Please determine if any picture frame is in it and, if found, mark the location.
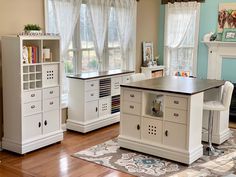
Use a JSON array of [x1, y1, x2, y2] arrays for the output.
[[142, 42, 154, 67], [222, 28, 236, 42]]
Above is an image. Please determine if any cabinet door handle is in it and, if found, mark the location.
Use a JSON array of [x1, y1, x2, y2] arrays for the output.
[[49, 91, 54, 94], [130, 94, 134, 98], [130, 105, 134, 109], [31, 94, 35, 97], [31, 105, 35, 109], [137, 124, 140, 130], [91, 93, 94, 96], [174, 113, 179, 117], [165, 130, 168, 137], [49, 101, 54, 105], [44, 120, 47, 126], [91, 84, 94, 87], [38, 122, 41, 128], [174, 100, 179, 104], [96, 107, 98, 112]]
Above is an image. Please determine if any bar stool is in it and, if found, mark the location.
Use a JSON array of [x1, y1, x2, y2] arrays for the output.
[[203, 81, 234, 155]]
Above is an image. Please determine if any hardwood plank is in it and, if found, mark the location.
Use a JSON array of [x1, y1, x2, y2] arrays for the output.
[[0, 123, 133, 177]]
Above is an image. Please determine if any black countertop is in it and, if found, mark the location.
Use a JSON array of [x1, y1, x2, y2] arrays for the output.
[[67, 70, 134, 80], [121, 76, 225, 95]]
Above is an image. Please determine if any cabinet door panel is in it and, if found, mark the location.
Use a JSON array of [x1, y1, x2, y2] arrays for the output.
[[165, 108, 187, 124], [99, 98, 111, 117], [43, 86, 59, 99], [22, 114, 42, 140], [23, 90, 42, 103], [120, 114, 140, 139], [141, 117, 162, 143], [23, 101, 42, 116], [43, 110, 60, 134], [43, 97, 59, 112], [165, 96, 187, 110], [111, 77, 122, 96], [123, 101, 141, 116], [85, 101, 99, 121], [163, 122, 186, 150]]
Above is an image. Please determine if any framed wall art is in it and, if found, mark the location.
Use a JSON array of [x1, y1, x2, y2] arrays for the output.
[[222, 28, 236, 42], [142, 42, 154, 67]]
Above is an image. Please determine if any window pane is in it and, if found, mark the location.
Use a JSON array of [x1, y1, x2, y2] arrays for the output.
[[108, 48, 121, 70], [65, 51, 75, 74], [82, 50, 98, 72], [108, 7, 121, 70]]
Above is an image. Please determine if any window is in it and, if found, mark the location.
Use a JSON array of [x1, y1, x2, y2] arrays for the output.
[[70, 4, 121, 73], [164, 2, 200, 76]]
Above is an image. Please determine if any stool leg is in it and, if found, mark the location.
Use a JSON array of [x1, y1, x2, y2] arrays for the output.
[[207, 110, 215, 155]]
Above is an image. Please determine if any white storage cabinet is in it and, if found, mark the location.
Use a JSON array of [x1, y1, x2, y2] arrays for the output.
[[1, 35, 63, 154]]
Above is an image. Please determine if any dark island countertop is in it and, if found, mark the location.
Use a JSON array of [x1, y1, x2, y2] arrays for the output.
[[67, 70, 134, 80], [121, 76, 225, 95]]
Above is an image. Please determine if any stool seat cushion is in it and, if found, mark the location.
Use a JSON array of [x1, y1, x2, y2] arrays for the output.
[[203, 101, 225, 111]]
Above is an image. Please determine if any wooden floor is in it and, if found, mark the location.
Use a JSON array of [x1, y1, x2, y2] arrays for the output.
[[0, 123, 133, 177]]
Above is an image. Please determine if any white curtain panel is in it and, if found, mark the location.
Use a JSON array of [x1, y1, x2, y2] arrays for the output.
[[165, 2, 198, 49], [164, 1, 200, 76], [51, 0, 82, 58], [87, 0, 112, 71], [50, 0, 82, 95], [114, 0, 137, 70]]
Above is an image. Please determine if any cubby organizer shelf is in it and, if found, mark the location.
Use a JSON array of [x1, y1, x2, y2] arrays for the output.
[[1, 35, 63, 154]]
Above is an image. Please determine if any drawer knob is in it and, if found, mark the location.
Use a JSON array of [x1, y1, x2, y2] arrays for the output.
[[91, 93, 94, 96], [137, 124, 140, 130], [49, 91, 54, 94], [38, 122, 41, 128], [174, 113, 179, 117], [130, 105, 134, 109], [31, 94, 35, 97], [165, 130, 168, 137], [31, 105, 35, 109], [130, 94, 134, 98], [49, 101, 54, 105], [91, 84, 94, 87], [44, 120, 47, 126], [174, 100, 179, 104]]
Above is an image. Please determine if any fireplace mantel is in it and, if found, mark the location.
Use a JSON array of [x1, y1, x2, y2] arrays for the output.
[[203, 41, 236, 80]]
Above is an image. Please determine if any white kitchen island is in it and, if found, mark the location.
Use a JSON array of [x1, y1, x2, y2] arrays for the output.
[[118, 76, 225, 164]]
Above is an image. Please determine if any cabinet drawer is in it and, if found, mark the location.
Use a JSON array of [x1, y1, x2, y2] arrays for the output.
[[23, 90, 42, 103], [85, 80, 99, 91], [43, 87, 59, 99], [165, 96, 187, 110], [122, 75, 131, 84], [111, 77, 122, 96], [124, 90, 141, 103], [23, 101, 42, 116], [85, 90, 99, 102], [22, 113, 42, 140], [123, 101, 141, 115], [142, 117, 162, 143], [165, 108, 187, 124], [120, 114, 141, 139], [43, 110, 60, 134], [163, 122, 186, 150], [43, 98, 59, 112]]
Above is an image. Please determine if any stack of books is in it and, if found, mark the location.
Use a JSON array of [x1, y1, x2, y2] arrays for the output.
[[22, 46, 39, 64]]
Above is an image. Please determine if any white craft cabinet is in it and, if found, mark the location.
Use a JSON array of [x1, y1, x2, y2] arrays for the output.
[[119, 87, 204, 164], [1, 35, 63, 154], [67, 72, 133, 133]]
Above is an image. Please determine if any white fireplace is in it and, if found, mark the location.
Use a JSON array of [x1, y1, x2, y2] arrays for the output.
[[202, 41, 235, 144], [204, 41, 236, 80]]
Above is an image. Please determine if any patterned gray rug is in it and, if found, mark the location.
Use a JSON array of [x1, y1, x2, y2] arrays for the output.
[[73, 131, 236, 177]]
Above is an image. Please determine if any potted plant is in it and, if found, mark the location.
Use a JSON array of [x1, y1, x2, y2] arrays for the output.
[[24, 24, 42, 34]]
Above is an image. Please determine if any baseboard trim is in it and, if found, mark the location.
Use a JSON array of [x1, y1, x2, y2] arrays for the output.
[[61, 123, 67, 132], [202, 128, 231, 144]]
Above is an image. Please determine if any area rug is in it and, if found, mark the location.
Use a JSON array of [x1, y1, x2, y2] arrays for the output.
[[73, 131, 236, 177]]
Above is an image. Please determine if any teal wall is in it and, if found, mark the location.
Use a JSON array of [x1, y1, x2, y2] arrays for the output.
[[158, 0, 236, 80]]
